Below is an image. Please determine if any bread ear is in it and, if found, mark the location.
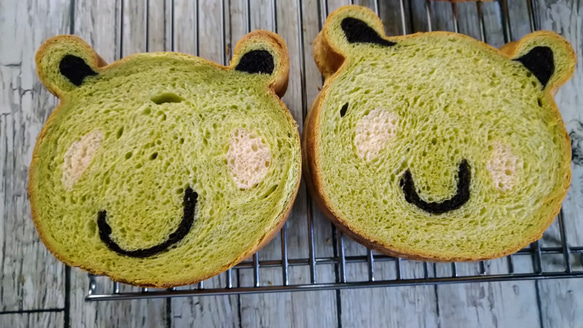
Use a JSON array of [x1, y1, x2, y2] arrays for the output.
[[313, 5, 394, 79], [230, 30, 289, 97], [508, 31, 576, 92], [36, 35, 106, 97], [323, 6, 393, 51]]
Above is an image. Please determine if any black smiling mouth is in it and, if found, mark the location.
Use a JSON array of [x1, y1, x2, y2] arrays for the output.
[[97, 187, 198, 258], [400, 160, 471, 214]]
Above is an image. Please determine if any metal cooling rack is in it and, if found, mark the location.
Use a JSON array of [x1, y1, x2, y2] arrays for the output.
[[85, 0, 583, 301]]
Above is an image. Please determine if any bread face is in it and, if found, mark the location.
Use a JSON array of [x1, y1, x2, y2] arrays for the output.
[[305, 5, 575, 261], [30, 31, 301, 287]]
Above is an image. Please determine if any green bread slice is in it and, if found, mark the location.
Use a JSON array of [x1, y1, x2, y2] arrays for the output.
[[304, 5, 575, 261], [30, 31, 301, 287]]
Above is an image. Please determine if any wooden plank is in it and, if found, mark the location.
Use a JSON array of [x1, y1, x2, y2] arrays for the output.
[[122, 0, 148, 55], [533, 1, 583, 327], [147, 0, 171, 52], [436, 261, 541, 328], [378, 0, 410, 36], [227, 0, 248, 61], [197, 0, 225, 62], [388, 0, 544, 326], [169, 1, 241, 325], [505, 0, 532, 41], [335, 3, 439, 328], [237, 0, 338, 326], [68, 1, 168, 326], [479, 1, 506, 48], [303, 0, 338, 290], [427, 2, 541, 327], [70, 271, 170, 328], [172, 0, 198, 54], [341, 239, 440, 328], [452, 2, 482, 40], [0, 0, 69, 312], [72, 0, 122, 63], [539, 279, 583, 328], [171, 273, 240, 328], [0, 311, 64, 328]]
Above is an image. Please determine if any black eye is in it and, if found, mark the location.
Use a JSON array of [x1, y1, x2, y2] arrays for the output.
[[59, 55, 98, 86], [514, 46, 554, 88], [340, 102, 349, 117]]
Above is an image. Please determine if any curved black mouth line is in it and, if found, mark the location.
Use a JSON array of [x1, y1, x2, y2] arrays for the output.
[[400, 160, 471, 215], [97, 187, 198, 258]]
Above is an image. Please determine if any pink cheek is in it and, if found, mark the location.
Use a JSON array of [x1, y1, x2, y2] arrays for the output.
[[486, 142, 522, 191], [62, 130, 104, 191], [226, 128, 272, 189], [353, 108, 399, 161]]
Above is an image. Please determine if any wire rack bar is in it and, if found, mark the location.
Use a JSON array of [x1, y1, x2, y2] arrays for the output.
[[337, 231, 346, 283], [85, 0, 583, 301], [86, 271, 583, 301], [138, 245, 576, 269], [226, 269, 233, 289], [367, 250, 375, 282], [507, 255, 515, 274], [558, 210, 572, 273], [253, 253, 260, 287], [425, 0, 432, 32], [477, 2, 487, 43], [451, 3, 459, 34]]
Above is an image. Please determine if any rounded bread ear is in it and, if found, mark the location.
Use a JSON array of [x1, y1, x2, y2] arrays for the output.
[[507, 31, 576, 93], [313, 5, 394, 79], [322, 5, 393, 52], [230, 30, 289, 97], [35, 35, 106, 97]]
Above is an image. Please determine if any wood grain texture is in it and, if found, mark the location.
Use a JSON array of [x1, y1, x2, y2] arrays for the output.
[[337, 1, 441, 326], [423, 2, 541, 327], [68, 1, 168, 326], [237, 0, 338, 326], [0, 311, 64, 328], [70, 271, 169, 328], [534, 1, 583, 327], [0, 0, 69, 312], [169, 1, 241, 325], [436, 261, 541, 328], [171, 274, 240, 328], [172, 0, 198, 54]]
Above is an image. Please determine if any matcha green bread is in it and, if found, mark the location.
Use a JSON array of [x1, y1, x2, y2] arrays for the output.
[[29, 31, 301, 287], [304, 5, 576, 261]]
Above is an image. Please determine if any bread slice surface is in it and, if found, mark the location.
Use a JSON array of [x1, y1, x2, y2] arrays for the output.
[[30, 31, 301, 287], [304, 5, 575, 261]]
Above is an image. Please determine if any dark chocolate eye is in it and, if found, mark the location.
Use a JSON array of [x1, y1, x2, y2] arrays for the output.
[[340, 102, 349, 117], [59, 55, 98, 86], [235, 50, 275, 75], [340, 17, 395, 47], [514, 46, 554, 88]]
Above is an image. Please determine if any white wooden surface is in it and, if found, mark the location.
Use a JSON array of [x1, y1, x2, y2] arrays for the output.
[[1, 0, 582, 327], [534, 1, 583, 327], [0, 0, 69, 313]]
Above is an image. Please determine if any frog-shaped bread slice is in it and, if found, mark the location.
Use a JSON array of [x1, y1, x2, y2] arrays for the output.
[[29, 31, 301, 287], [304, 5, 575, 261]]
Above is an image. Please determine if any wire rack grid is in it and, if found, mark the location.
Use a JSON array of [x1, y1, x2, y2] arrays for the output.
[[85, 0, 583, 301]]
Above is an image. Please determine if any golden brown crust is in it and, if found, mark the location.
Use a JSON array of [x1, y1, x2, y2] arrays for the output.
[[304, 6, 575, 262], [30, 32, 300, 287]]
